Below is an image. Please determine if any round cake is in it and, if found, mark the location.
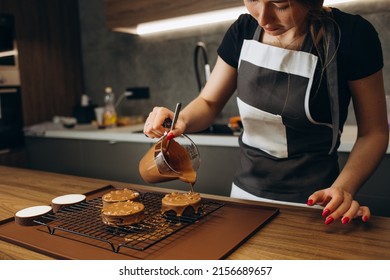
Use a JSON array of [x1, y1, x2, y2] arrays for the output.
[[101, 201, 145, 227], [15, 205, 53, 226], [51, 194, 86, 213], [101, 188, 140, 206], [161, 192, 202, 217]]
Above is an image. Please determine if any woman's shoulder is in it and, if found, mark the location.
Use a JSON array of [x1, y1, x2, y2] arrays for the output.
[[217, 14, 258, 68], [228, 13, 258, 40], [330, 7, 379, 37], [330, 8, 383, 80]]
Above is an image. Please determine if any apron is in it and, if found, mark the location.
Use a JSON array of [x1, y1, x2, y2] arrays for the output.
[[234, 25, 340, 203]]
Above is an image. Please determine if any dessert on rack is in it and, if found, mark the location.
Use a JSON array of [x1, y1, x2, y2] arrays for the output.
[[101, 188, 140, 206], [161, 191, 202, 217], [101, 200, 145, 227]]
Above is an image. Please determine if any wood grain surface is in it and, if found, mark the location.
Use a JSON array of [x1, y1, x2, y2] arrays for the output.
[[0, 166, 389, 260]]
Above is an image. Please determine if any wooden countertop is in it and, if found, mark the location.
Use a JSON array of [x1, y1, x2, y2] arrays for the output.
[[0, 165, 389, 260]]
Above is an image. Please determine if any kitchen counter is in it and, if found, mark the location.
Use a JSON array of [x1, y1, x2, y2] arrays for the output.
[[0, 165, 389, 260], [25, 123, 239, 148], [25, 123, 390, 153]]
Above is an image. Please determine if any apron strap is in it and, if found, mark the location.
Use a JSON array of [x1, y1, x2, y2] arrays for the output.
[[253, 26, 261, 41], [323, 17, 340, 154]]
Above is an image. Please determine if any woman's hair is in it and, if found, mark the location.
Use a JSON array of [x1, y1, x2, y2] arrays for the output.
[[293, 0, 340, 91], [293, 0, 330, 47], [295, 0, 324, 12]]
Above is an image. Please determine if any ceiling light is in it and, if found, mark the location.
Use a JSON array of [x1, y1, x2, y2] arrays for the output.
[[118, 0, 357, 35], [132, 7, 247, 36]]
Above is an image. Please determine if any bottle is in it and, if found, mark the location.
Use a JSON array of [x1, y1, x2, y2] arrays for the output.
[[103, 87, 117, 127]]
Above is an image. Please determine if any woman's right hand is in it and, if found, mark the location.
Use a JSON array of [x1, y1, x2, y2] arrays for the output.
[[143, 106, 186, 139]]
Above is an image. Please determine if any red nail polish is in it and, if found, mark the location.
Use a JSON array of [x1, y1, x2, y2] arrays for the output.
[[322, 208, 331, 217], [342, 217, 350, 224], [363, 216, 369, 222], [325, 216, 334, 225], [166, 132, 174, 141], [307, 199, 314, 206]]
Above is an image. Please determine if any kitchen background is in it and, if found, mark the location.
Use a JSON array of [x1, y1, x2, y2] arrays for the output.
[[79, 0, 239, 123], [0, 0, 389, 216], [0, 0, 388, 128], [80, 0, 390, 125]]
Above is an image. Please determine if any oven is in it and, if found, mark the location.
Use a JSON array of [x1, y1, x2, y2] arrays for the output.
[[0, 12, 18, 70], [0, 85, 24, 151], [0, 12, 23, 152]]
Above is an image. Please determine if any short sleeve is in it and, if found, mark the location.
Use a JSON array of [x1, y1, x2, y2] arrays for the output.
[[343, 15, 383, 81], [217, 14, 257, 69]]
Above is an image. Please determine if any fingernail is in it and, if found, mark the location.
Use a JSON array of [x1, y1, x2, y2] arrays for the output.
[[325, 216, 334, 225], [166, 132, 174, 141], [342, 217, 350, 224], [322, 208, 331, 217], [363, 216, 369, 222], [307, 199, 314, 206]]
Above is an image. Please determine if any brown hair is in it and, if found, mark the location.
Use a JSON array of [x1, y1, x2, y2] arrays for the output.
[[294, 0, 338, 76], [295, 0, 324, 11], [293, 0, 339, 95]]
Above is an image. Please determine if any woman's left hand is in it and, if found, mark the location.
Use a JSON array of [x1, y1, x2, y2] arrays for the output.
[[307, 187, 371, 225]]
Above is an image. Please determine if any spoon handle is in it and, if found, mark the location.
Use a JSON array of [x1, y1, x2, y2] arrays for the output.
[[166, 102, 181, 150], [170, 102, 182, 131]]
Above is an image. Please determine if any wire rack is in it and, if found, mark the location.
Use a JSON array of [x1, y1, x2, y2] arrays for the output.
[[34, 192, 224, 253]]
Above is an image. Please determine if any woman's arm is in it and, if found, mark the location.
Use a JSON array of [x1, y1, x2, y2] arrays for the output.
[[335, 69, 389, 196], [144, 56, 237, 137], [308, 69, 389, 223]]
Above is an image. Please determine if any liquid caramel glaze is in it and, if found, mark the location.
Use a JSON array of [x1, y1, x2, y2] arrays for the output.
[[161, 192, 202, 216]]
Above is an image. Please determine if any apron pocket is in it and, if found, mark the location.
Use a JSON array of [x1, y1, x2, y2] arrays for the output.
[[238, 97, 288, 158]]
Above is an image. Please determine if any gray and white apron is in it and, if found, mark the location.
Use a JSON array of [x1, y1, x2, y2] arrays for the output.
[[233, 26, 340, 203]]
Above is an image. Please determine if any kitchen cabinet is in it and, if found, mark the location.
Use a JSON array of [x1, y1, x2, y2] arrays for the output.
[[0, 0, 83, 126], [25, 138, 84, 176], [79, 140, 150, 183], [104, 0, 242, 31], [25, 137, 150, 183], [0, 148, 28, 168]]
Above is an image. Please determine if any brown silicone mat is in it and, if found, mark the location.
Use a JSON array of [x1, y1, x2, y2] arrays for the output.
[[0, 185, 279, 259]]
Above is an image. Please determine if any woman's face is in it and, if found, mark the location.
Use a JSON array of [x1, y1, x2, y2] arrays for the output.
[[244, 0, 309, 36]]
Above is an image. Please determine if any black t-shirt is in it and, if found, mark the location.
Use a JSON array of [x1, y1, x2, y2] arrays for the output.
[[218, 8, 383, 81], [218, 8, 383, 130]]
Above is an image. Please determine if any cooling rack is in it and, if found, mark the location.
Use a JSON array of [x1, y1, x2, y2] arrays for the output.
[[34, 192, 224, 253]]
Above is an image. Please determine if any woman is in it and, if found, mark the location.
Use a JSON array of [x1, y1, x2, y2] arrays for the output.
[[144, 0, 389, 225]]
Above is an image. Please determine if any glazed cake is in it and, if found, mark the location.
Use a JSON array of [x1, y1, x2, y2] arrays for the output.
[[51, 194, 86, 213], [101, 201, 145, 227], [101, 188, 140, 206], [161, 192, 202, 216], [15, 205, 53, 226]]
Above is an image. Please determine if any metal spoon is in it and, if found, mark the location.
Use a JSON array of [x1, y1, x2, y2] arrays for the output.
[[166, 102, 181, 151]]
